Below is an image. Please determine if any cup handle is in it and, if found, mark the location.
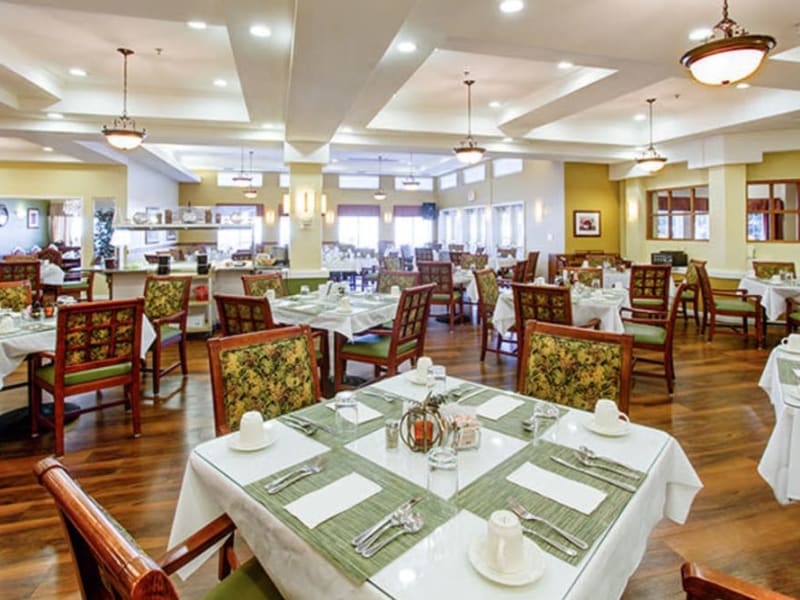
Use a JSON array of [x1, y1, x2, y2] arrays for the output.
[[618, 412, 630, 423], [781, 338, 789, 346]]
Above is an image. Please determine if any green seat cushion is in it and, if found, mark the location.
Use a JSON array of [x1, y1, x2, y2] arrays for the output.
[[35, 362, 133, 386], [203, 558, 284, 600], [341, 334, 417, 358], [432, 291, 461, 302], [791, 311, 800, 321], [60, 281, 89, 290], [623, 322, 667, 346], [632, 298, 664, 306], [680, 290, 695, 300], [714, 299, 757, 313], [160, 324, 183, 342]]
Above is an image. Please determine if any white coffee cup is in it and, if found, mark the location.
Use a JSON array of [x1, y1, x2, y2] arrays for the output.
[[390, 285, 401, 297], [593, 398, 629, 432], [581, 260, 590, 268], [265, 289, 276, 302], [416, 356, 432, 380], [781, 334, 800, 351], [485, 510, 525, 574], [239, 411, 267, 448], [0, 314, 14, 333]]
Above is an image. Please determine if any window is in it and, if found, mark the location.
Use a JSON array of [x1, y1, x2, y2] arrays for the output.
[[462, 164, 485, 184], [278, 173, 290, 188], [647, 186, 709, 240], [338, 175, 379, 190], [337, 204, 379, 249], [747, 181, 800, 242], [394, 206, 433, 248], [492, 203, 524, 248], [278, 215, 291, 246], [493, 158, 523, 178], [463, 206, 487, 247], [438, 208, 458, 245], [439, 173, 457, 190]]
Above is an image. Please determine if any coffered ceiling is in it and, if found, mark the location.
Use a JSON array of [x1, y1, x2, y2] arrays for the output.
[[0, 0, 798, 182]]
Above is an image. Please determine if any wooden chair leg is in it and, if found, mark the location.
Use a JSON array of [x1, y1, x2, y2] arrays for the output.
[[480, 322, 488, 361], [130, 383, 142, 438], [54, 396, 65, 457], [692, 297, 700, 328], [151, 348, 161, 394], [179, 339, 188, 375], [30, 381, 41, 438], [449, 302, 454, 332]]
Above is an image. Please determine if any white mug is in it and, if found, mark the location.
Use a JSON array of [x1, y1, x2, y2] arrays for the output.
[[239, 411, 267, 447], [416, 356, 432, 379], [265, 289, 276, 302], [781, 334, 800, 351], [594, 399, 629, 431], [0, 314, 14, 333], [390, 285, 401, 297], [485, 510, 525, 574]]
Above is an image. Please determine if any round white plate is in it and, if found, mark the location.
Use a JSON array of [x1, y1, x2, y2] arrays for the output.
[[227, 430, 276, 452], [584, 418, 630, 437], [406, 371, 429, 386], [779, 346, 800, 355], [468, 536, 545, 587]]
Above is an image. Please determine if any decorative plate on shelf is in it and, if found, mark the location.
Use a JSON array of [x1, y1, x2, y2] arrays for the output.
[[132, 212, 149, 225], [181, 211, 198, 224]]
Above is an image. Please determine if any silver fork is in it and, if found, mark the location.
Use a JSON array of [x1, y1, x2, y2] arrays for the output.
[[281, 415, 317, 436], [509, 498, 589, 550], [265, 456, 327, 494]]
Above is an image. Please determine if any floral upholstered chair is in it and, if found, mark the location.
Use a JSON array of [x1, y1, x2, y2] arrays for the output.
[[629, 264, 672, 312], [376, 270, 420, 294], [511, 283, 600, 330], [143, 276, 192, 394], [214, 293, 276, 335], [565, 267, 603, 287], [242, 272, 287, 298], [679, 259, 706, 329], [0, 279, 32, 311], [460, 254, 489, 270], [752, 261, 796, 280], [517, 320, 633, 414], [523, 251, 540, 282], [207, 325, 321, 436], [414, 247, 434, 263], [474, 269, 516, 361], [0, 260, 40, 302], [381, 255, 403, 271]]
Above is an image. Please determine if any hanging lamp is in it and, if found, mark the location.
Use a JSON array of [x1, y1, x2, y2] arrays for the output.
[[243, 150, 258, 199], [453, 71, 485, 164], [680, 0, 776, 86], [102, 48, 146, 150], [402, 153, 420, 191], [374, 155, 387, 200], [635, 99, 667, 174], [232, 147, 252, 187]]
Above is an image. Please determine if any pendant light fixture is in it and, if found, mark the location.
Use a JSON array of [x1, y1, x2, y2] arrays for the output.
[[374, 155, 387, 201], [636, 98, 667, 174], [232, 147, 253, 187], [402, 153, 420, 191], [243, 150, 258, 199], [680, 0, 776, 86], [453, 71, 485, 164], [102, 48, 146, 150]]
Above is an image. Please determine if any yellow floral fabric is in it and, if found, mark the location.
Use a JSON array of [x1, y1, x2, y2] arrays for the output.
[[521, 332, 623, 411], [515, 286, 571, 325], [377, 271, 418, 294], [460, 254, 489, 270], [144, 278, 188, 319], [568, 268, 602, 287], [753, 262, 795, 279], [219, 336, 317, 429], [64, 307, 136, 366], [0, 262, 38, 293], [244, 275, 286, 298], [474, 269, 499, 308], [0, 282, 31, 311]]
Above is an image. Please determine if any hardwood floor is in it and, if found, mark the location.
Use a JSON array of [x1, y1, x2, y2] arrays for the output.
[[1, 316, 798, 599]]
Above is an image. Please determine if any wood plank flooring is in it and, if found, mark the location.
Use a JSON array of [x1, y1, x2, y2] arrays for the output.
[[1, 315, 798, 599]]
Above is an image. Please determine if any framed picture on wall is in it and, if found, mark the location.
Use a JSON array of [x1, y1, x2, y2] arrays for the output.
[[165, 230, 177, 242], [27, 208, 40, 229], [573, 210, 601, 237]]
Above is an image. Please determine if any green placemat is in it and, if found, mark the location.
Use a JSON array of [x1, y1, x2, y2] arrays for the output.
[[456, 387, 565, 441], [777, 358, 800, 385], [244, 447, 454, 584], [454, 440, 645, 565]]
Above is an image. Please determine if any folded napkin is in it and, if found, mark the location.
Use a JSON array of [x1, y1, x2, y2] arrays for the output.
[[326, 401, 383, 424], [507, 462, 607, 515], [793, 368, 800, 379], [476, 394, 524, 420], [285, 472, 381, 528]]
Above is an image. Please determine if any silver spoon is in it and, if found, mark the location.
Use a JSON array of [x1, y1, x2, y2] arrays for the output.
[[359, 512, 424, 558]]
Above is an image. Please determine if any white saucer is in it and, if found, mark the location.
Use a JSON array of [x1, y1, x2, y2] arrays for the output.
[[227, 429, 276, 452], [468, 536, 545, 586], [406, 371, 429, 386], [584, 418, 630, 437], [779, 346, 800, 355]]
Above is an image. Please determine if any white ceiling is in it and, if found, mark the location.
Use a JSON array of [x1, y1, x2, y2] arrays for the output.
[[0, 0, 799, 181]]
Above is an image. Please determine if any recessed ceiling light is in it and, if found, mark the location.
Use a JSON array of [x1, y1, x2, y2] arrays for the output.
[[187, 20, 207, 30], [489, 101, 501, 109], [688, 28, 712, 41], [249, 24, 271, 38], [213, 79, 227, 87], [502, 137, 513, 143], [397, 41, 417, 53], [633, 113, 647, 121], [42, 146, 54, 152], [69, 67, 87, 77], [47, 112, 63, 120], [499, 0, 524, 14], [557, 61, 574, 70], [736, 82, 751, 89]]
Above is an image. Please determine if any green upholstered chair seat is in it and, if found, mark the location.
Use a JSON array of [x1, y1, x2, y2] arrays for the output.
[[202, 558, 284, 600], [36, 362, 133, 387], [714, 299, 757, 313], [632, 298, 664, 306], [680, 289, 695, 300], [160, 324, 183, 342], [60, 281, 89, 290], [341, 334, 417, 358], [623, 321, 667, 346], [433, 291, 461, 302], [790, 311, 800, 321]]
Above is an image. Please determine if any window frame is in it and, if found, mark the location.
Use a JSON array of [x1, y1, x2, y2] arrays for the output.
[[746, 179, 800, 243], [646, 185, 709, 241]]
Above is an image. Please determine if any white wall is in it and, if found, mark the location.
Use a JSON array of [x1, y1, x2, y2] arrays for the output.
[[126, 162, 179, 253]]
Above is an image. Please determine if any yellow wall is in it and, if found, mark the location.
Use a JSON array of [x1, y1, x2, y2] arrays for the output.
[[564, 163, 619, 254]]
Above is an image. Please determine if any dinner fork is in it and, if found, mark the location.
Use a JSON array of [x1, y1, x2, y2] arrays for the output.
[[265, 456, 327, 494], [508, 499, 588, 550], [281, 415, 317, 436]]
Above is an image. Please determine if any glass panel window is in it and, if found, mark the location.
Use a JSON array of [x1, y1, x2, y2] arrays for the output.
[[439, 173, 457, 190], [462, 164, 485, 184], [216, 205, 260, 252], [339, 175, 379, 190], [395, 216, 433, 248], [393, 177, 434, 191], [747, 181, 800, 242], [278, 215, 291, 246], [338, 216, 379, 249], [646, 186, 709, 241], [493, 158, 523, 178]]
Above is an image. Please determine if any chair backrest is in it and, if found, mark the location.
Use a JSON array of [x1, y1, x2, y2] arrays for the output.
[[448, 251, 464, 266], [0, 279, 32, 311], [566, 267, 603, 287], [512, 260, 529, 283], [448, 243, 464, 252], [693, 260, 714, 313], [681, 562, 794, 600], [685, 258, 706, 287], [143, 276, 192, 321], [752, 261, 796, 279], [511, 283, 574, 328], [214, 293, 276, 336], [414, 247, 434, 262], [524, 251, 540, 282], [241, 272, 287, 298], [34, 457, 179, 600], [517, 320, 633, 414], [377, 270, 420, 294], [497, 247, 517, 258], [38, 246, 63, 266], [0, 260, 40, 301], [418, 261, 454, 296], [584, 253, 619, 267], [380, 255, 403, 271], [390, 283, 436, 354], [629, 264, 672, 311], [473, 269, 499, 316], [460, 253, 489, 270], [207, 325, 321, 436]]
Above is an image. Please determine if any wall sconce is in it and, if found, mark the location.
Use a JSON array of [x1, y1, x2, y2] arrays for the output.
[[265, 209, 276, 225], [627, 199, 639, 222], [383, 211, 393, 224], [320, 194, 327, 215], [533, 201, 544, 224], [325, 212, 335, 225], [282, 193, 290, 215], [296, 190, 315, 228]]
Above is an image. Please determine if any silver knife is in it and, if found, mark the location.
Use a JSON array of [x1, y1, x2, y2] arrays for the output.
[[455, 388, 485, 404], [289, 413, 334, 434], [351, 496, 422, 546], [522, 526, 577, 557], [550, 456, 637, 493]]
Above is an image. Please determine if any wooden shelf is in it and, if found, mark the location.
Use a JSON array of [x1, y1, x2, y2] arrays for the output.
[[114, 223, 252, 231]]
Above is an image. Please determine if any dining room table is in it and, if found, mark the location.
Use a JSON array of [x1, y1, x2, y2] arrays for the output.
[[168, 374, 701, 600], [739, 275, 800, 321], [757, 344, 800, 504]]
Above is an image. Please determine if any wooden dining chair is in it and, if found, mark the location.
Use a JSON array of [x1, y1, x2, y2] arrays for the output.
[[418, 261, 463, 331], [380, 255, 403, 271], [621, 283, 687, 394], [679, 259, 706, 329], [242, 272, 288, 298], [34, 457, 284, 600], [414, 247, 434, 263], [376, 270, 420, 294], [0, 260, 41, 302], [681, 562, 793, 600], [460, 254, 489, 270], [752, 261, 796, 279], [785, 297, 800, 336], [207, 325, 321, 436], [565, 267, 603, 288], [0, 279, 32, 311], [143, 275, 192, 394], [30, 298, 144, 456], [474, 269, 516, 361], [523, 251, 540, 282], [334, 283, 435, 391], [629, 264, 672, 312], [517, 320, 633, 414], [510, 283, 600, 330]]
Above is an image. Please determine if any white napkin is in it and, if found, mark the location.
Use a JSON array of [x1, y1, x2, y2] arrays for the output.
[[792, 368, 800, 379], [285, 472, 381, 528], [507, 462, 607, 515], [326, 401, 383, 424], [476, 395, 524, 420]]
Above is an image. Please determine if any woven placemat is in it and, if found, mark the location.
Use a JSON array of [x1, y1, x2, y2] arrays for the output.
[[456, 387, 565, 441]]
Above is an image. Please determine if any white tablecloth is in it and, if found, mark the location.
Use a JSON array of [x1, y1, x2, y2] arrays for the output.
[[40, 263, 65, 286], [757, 346, 800, 504], [739, 276, 800, 321], [492, 289, 627, 335], [169, 375, 701, 600]]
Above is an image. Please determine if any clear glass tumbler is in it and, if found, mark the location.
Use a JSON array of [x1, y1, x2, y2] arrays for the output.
[[426, 446, 459, 500], [431, 365, 447, 397], [334, 391, 359, 437]]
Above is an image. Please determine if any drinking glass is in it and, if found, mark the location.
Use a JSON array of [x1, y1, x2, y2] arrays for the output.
[[528, 401, 559, 446], [426, 447, 459, 500], [431, 365, 447, 396], [334, 391, 358, 436]]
